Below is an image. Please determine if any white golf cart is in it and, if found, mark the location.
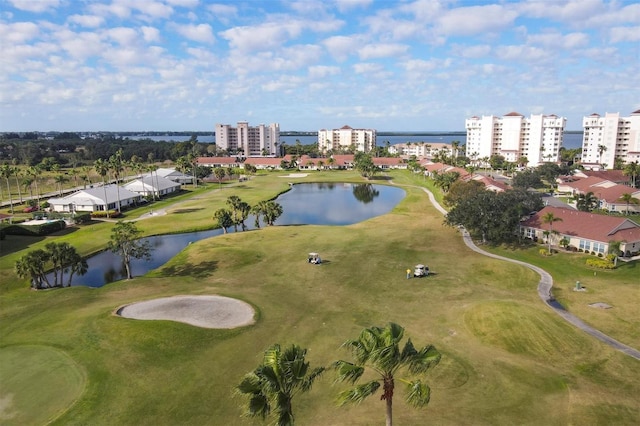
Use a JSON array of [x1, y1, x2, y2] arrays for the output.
[[308, 252, 322, 264], [413, 264, 429, 277]]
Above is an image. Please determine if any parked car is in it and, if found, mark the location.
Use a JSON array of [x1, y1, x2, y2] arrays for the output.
[[23, 206, 38, 213]]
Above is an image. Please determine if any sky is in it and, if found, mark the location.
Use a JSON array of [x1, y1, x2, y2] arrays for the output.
[[1, 0, 639, 132]]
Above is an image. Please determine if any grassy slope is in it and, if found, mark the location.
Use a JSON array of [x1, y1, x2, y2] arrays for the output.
[[1, 170, 638, 425]]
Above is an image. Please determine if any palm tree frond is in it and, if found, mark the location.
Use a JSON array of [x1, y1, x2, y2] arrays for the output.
[[333, 360, 365, 384], [408, 345, 442, 375], [336, 381, 380, 406], [247, 394, 270, 419], [405, 380, 431, 408], [300, 367, 325, 392]]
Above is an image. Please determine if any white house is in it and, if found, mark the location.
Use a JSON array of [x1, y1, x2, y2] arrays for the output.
[[48, 184, 141, 213], [123, 176, 181, 198], [145, 168, 192, 184]]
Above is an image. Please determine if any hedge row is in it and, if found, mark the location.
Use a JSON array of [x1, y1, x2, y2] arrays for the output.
[[2, 220, 66, 236]]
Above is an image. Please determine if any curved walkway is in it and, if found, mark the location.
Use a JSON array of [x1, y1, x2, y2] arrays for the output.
[[418, 185, 640, 360]]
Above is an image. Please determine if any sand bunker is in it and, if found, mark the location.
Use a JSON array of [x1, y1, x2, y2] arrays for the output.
[[116, 295, 255, 329], [279, 173, 308, 178]]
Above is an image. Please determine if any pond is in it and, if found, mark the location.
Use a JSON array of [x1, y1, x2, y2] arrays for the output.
[[65, 183, 405, 287]]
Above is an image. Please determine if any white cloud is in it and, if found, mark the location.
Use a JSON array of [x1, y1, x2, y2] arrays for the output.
[[527, 31, 589, 49], [88, 2, 132, 19], [165, 0, 199, 7], [106, 27, 139, 45], [609, 26, 640, 43], [67, 14, 105, 28], [495, 45, 550, 63], [322, 35, 363, 61], [141, 26, 161, 43], [437, 5, 518, 37], [220, 22, 304, 52], [358, 43, 408, 60], [0, 22, 39, 43], [8, 0, 60, 13], [334, 0, 373, 13], [352, 62, 384, 74], [457, 44, 492, 58], [207, 3, 237, 21], [132, 0, 174, 19], [174, 23, 215, 44], [308, 65, 340, 79]]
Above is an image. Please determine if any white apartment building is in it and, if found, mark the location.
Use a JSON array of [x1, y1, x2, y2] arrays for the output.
[[388, 142, 453, 159], [215, 122, 280, 157], [465, 112, 566, 167], [581, 111, 640, 170], [318, 125, 376, 153]]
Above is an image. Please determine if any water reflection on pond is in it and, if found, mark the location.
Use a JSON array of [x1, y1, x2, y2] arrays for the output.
[[68, 183, 405, 287]]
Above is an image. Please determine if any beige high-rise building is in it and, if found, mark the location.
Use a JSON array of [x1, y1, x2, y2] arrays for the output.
[[465, 112, 566, 167], [318, 125, 376, 153], [215, 122, 280, 157], [581, 111, 640, 170]]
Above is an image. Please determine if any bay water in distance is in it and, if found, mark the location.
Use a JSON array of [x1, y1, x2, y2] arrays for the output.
[[130, 132, 584, 150]]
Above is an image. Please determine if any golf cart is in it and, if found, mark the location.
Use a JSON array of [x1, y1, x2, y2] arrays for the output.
[[308, 252, 322, 264], [413, 264, 429, 277]]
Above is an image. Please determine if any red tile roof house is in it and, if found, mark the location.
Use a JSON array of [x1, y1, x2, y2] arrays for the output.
[[557, 176, 640, 213], [197, 157, 243, 168], [520, 206, 640, 257], [372, 157, 407, 170], [243, 157, 283, 170]]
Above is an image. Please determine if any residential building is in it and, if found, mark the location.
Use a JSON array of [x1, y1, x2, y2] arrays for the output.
[[388, 142, 453, 159], [520, 206, 640, 257], [215, 122, 280, 157], [143, 168, 192, 184], [48, 184, 141, 213], [581, 110, 640, 170], [123, 176, 181, 198], [465, 112, 566, 167], [318, 125, 376, 153]]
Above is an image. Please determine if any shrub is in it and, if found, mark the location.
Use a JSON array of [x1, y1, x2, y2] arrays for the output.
[[2, 220, 66, 236], [539, 248, 551, 256], [91, 210, 121, 218], [74, 212, 92, 224], [586, 258, 615, 269]]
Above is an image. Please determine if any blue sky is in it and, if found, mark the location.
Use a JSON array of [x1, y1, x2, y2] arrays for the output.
[[1, 0, 638, 132]]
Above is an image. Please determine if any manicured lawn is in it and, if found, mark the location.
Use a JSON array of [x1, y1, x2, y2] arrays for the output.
[[1, 170, 638, 425]]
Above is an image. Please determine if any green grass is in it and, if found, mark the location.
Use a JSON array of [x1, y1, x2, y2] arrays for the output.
[[0, 345, 86, 425], [1, 169, 639, 425]]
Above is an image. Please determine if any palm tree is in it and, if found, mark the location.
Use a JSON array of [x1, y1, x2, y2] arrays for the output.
[[597, 144, 607, 167], [237, 201, 251, 231], [334, 323, 441, 426], [54, 174, 68, 196], [618, 193, 638, 215], [0, 164, 14, 214], [94, 158, 110, 217], [237, 344, 325, 426], [15, 249, 51, 289], [226, 195, 242, 231], [109, 149, 124, 212], [213, 208, 233, 233], [107, 221, 152, 280], [263, 201, 283, 226], [576, 191, 598, 212], [622, 161, 639, 188], [541, 212, 563, 254], [12, 166, 23, 203]]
